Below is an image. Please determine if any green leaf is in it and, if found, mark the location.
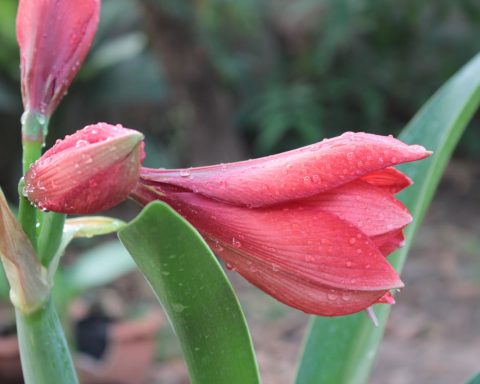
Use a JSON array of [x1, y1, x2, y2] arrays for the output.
[[118, 201, 260, 384], [296, 52, 480, 384], [64, 240, 135, 294], [467, 372, 480, 384], [46, 216, 126, 283]]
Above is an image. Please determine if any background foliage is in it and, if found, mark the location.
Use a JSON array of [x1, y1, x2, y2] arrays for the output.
[[1, 0, 480, 199]]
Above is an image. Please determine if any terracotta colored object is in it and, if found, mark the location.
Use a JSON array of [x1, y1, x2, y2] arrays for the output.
[[76, 311, 163, 384], [0, 334, 23, 383]]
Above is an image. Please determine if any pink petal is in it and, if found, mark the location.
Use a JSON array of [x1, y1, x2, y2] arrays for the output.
[[17, 0, 100, 115], [132, 183, 404, 293], [216, 242, 391, 316], [376, 291, 396, 305], [140, 132, 430, 208], [360, 167, 412, 193], [373, 230, 405, 257], [306, 180, 412, 238]]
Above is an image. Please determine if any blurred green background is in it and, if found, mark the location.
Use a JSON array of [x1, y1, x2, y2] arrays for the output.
[[1, 0, 479, 203]]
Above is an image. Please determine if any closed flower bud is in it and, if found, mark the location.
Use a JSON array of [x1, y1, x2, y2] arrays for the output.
[[24, 123, 145, 214], [17, 0, 100, 117]]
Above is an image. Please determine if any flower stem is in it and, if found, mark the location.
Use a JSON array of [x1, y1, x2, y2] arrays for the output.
[[15, 298, 79, 384], [16, 111, 77, 383], [37, 212, 66, 266], [18, 110, 47, 248]]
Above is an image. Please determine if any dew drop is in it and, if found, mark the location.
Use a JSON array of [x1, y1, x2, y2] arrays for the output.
[[75, 139, 89, 148], [345, 261, 352, 267], [327, 290, 337, 301], [232, 238, 242, 248], [349, 237, 356, 245], [179, 169, 191, 177], [172, 303, 187, 313], [36, 114, 46, 125], [342, 292, 351, 301], [20, 111, 28, 125]]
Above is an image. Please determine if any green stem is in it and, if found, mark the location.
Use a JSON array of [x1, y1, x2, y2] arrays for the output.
[[16, 110, 77, 383], [18, 110, 48, 248], [15, 298, 79, 384], [37, 212, 66, 266]]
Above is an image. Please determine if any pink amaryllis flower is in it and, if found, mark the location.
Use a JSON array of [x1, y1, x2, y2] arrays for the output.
[[24, 125, 430, 316], [17, 0, 100, 118], [131, 132, 431, 316]]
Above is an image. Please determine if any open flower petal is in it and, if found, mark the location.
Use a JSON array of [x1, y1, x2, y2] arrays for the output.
[[215, 242, 391, 316], [141, 132, 430, 208], [133, 184, 404, 293], [307, 180, 412, 238], [360, 167, 412, 193]]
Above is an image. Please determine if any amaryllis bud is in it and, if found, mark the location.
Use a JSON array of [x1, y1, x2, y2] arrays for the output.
[[17, 0, 100, 118], [132, 132, 431, 316], [24, 123, 144, 214]]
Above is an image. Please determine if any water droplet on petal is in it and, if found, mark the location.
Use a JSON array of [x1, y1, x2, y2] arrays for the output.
[[327, 290, 337, 301], [75, 139, 89, 148], [232, 238, 242, 248], [342, 292, 351, 301]]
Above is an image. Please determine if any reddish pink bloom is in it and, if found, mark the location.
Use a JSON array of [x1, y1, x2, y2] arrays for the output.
[[17, 0, 100, 116], [24, 123, 144, 214], [132, 132, 431, 316]]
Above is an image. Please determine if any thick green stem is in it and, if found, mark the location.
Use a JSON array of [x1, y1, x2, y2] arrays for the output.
[[16, 110, 77, 383], [16, 298, 79, 384]]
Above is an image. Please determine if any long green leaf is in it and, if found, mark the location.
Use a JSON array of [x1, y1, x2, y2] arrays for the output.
[[467, 372, 480, 384], [118, 201, 260, 384], [296, 52, 480, 384]]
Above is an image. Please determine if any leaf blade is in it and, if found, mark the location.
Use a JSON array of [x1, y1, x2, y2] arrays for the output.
[[118, 201, 260, 384]]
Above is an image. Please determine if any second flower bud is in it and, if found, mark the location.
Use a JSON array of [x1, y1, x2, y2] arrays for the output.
[[24, 123, 144, 214]]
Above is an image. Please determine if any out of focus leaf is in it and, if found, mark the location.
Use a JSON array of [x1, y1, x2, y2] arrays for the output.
[[296, 52, 480, 384], [467, 372, 480, 384], [119, 202, 260, 384], [63, 240, 135, 294]]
